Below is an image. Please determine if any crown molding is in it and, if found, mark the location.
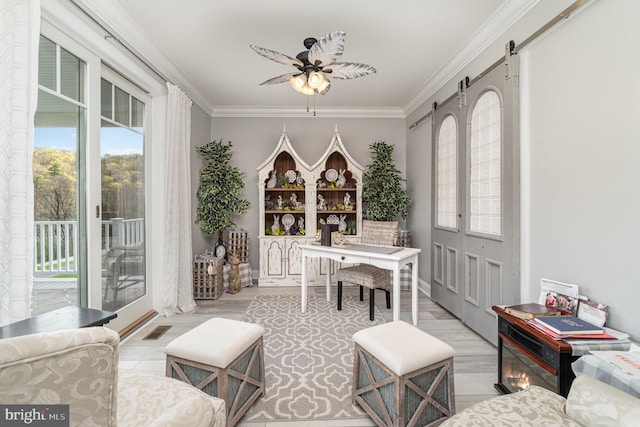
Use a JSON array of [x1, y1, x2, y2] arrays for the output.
[[402, 0, 540, 116], [65, 0, 540, 119], [70, 0, 215, 115], [211, 106, 406, 119]]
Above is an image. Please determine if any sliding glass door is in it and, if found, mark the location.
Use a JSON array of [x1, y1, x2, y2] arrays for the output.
[[100, 71, 147, 313], [34, 27, 153, 332]]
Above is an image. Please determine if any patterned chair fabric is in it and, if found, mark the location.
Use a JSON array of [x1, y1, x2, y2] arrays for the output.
[[337, 220, 398, 320], [0, 327, 225, 427], [440, 374, 640, 427]]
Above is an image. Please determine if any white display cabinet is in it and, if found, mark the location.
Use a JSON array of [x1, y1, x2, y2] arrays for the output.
[[257, 126, 363, 286]]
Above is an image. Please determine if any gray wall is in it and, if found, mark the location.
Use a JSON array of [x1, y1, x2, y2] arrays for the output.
[[192, 117, 406, 270], [522, 0, 640, 341], [406, 0, 640, 341]]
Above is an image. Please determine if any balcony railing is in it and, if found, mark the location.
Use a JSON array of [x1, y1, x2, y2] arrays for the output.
[[34, 218, 144, 273]]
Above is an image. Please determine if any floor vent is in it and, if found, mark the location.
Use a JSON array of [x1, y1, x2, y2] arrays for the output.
[[143, 325, 171, 340]]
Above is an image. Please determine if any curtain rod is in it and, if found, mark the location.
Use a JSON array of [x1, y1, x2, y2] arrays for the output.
[[409, 0, 588, 130], [69, 0, 172, 85]]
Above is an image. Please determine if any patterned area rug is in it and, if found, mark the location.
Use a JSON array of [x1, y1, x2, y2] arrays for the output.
[[241, 293, 385, 422]]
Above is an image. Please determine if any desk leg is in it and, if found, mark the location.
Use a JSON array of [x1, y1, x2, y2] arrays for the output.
[[326, 258, 331, 302], [301, 254, 307, 313], [392, 265, 401, 321], [411, 257, 419, 326]]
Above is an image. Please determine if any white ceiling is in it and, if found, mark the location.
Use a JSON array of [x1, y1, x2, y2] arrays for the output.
[[87, 0, 534, 116]]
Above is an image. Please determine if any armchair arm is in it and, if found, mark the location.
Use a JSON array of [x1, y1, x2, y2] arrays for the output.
[[566, 375, 640, 427], [0, 327, 120, 426]]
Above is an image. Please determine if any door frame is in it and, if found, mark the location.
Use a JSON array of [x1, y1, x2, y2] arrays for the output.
[[41, 21, 154, 332]]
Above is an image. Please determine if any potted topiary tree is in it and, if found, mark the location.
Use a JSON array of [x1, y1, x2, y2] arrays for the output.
[[195, 140, 250, 257], [362, 140, 411, 221]]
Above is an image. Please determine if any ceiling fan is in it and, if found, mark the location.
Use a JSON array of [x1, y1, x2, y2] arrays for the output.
[[249, 31, 376, 96]]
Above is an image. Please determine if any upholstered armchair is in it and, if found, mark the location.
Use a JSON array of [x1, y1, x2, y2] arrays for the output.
[[0, 327, 226, 427]]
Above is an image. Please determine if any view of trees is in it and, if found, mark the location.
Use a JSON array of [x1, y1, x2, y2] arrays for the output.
[[33, 148, 76, 221], [33, 147, 144, 221]]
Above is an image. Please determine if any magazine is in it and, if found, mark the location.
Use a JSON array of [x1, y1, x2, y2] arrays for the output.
[[538, 278, 579, 305], [577, 297, 608, 327], [589, 350, 640, 379], [544, 291, 579, 315]]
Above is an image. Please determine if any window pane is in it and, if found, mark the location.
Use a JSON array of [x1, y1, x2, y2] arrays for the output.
[[437, 115, 457, 228], [101, 78, 113, 120], [101, 120, 145, 311], [33, 89, 85, 313], [469, 91, 501, 235], [38, 36, 56, 91], [60, 47, 83, 102], [114, 86, 129, 126], [131, 96, 144, 129]]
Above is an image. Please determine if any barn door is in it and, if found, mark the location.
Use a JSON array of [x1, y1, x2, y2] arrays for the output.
[[432, 54, 520, 344]]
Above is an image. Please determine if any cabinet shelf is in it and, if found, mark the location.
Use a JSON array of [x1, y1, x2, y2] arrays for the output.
[[317, 210, 357, 214], [265, 210, 305, 214], [265, 187, 304, 192], [316, 187, 356, 191]]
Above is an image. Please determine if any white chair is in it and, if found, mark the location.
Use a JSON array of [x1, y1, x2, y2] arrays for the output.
[[0, 327, 226, 427], [337, 220, 398, 320]]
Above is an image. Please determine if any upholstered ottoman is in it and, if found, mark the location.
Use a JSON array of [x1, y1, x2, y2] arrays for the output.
[[352, 321, 456, 427], [165, 318, 265, 427]]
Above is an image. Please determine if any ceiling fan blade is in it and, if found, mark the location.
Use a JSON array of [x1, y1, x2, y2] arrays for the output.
[[250, 45, 303, 68], [259, 73, 299, 85], [308, 31, 345, 67], [323, 62, 377, 80]]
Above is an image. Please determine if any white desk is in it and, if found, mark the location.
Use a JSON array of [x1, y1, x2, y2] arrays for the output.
[[300, 243, 421, 325]]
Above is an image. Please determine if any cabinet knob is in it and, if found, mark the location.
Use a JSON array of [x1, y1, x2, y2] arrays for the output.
[[341, 256, 345, 261]]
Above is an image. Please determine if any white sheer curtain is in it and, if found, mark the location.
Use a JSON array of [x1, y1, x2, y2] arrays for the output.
[[161, 83, 196, 315], [0, 0, 40, 326]]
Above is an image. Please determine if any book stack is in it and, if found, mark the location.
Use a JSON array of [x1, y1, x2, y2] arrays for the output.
[[528, 316, 615, 340]]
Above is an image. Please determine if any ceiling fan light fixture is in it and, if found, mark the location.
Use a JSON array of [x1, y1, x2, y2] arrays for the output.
[[290, 74, 307, 92], [253, 31, 373, 100], [316, 79, 330, 94], [307, 71, 325, 89]]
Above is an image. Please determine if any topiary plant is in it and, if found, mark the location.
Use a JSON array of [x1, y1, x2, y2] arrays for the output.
[[195, 140, 250, 246], [362, 140, 411, 221]]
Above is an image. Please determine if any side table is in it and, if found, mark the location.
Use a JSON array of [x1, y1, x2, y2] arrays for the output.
[[493, 305, 629, 397], [0, 306, 117, 339]]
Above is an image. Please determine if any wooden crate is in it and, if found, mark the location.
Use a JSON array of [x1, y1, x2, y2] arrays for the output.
[[226, 229, 250, 263], [193, 253, 224, 300]]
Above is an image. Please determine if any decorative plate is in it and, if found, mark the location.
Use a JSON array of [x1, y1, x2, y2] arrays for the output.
[[282, 213, 295, 229], [285, 169, 297, 183], [325, 168, 338, 182], [326, 214, 339, 225]]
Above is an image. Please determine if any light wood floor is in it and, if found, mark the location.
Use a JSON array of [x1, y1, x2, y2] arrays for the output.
[[119, 285, 500, 427]]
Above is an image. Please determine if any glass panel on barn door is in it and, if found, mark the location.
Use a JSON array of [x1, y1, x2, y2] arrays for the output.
[[469, 90, 501, 236], [100, 78, 146, 311], [436, 115, 458, 229]]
